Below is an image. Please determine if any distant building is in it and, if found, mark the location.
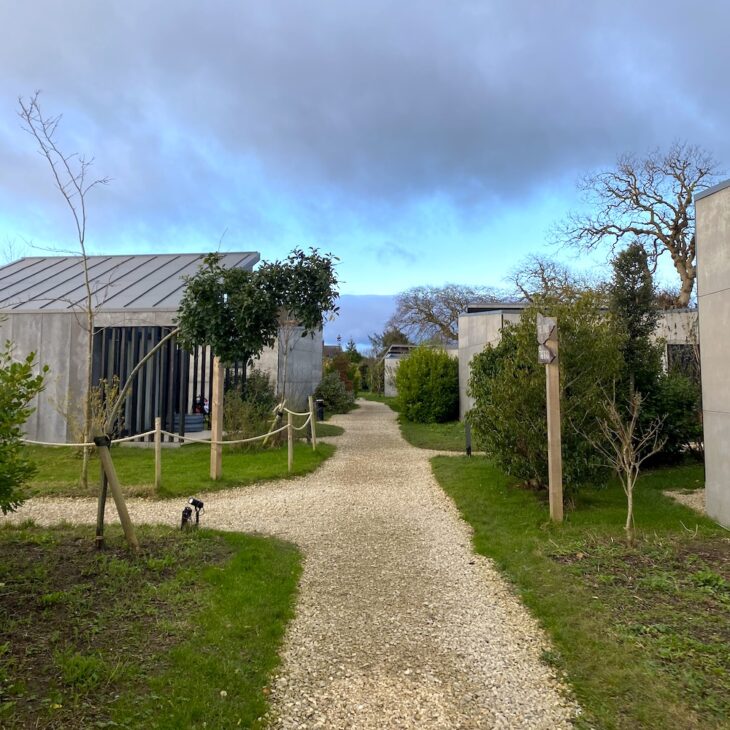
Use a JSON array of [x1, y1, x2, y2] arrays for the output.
[[0, 253, 322, 443]]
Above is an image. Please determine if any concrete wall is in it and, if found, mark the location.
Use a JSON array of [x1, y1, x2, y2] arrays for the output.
[[384, 356, 400, 398], [457, 310, 520, 420], [696, 180, 730, 528], [0, 307, 322, 442]]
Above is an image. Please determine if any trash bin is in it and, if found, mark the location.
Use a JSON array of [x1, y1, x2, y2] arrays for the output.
[[315, 399, 325, 421]]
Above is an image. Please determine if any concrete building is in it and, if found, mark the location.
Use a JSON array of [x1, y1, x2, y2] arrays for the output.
[[382, 344, 417, 397], [0, 253, 323, 443], [695, 179, 730, 528]]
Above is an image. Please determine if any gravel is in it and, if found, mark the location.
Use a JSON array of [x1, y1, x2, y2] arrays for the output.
[[4, 399, 579, 728], [664, 489, 706, 514]]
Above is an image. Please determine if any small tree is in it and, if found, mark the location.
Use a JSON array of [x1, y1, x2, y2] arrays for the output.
[[395, 346, 458, 423], [591, 391, 666, 543], [0, 342, 47, 514], [18, 92, 109, 489]]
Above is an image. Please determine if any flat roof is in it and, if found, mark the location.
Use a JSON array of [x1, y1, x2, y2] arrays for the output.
[[694, 178, 730, 202], [465, 301, 529, 314], [0, 252, 259, 312]]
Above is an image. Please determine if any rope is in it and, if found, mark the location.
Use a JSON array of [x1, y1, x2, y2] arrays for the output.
[[292, 414, 312, 432], [159, 422, 290, 445], [22, 428, 158, 448], [283, 407, 310, 417], [111, 429, 157, 443]]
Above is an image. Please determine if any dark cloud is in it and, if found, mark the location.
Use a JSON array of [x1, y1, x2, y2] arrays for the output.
[[0, 2, 728, 285]]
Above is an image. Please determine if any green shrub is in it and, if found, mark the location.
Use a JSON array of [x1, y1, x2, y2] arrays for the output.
[[468, 292, 623, 496], [0, 342, 47, 513], [324, 353, 361, 396], [223, 369, 277, 449], [395, 346, 458, 423], [315, 372, 355, 414]]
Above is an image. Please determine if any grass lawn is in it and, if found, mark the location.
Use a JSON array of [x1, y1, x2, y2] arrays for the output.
[[432, 456, 729, 729], [0, 522, 300, 729], [23, 442, 335, 499]]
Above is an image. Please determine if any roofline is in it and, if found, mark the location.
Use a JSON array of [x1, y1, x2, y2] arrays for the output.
[[9, 251, 260, 261], [694, 179, 730, 202]]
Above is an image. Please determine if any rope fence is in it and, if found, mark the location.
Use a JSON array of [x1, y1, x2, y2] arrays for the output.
[[21, 396, 321, 489]]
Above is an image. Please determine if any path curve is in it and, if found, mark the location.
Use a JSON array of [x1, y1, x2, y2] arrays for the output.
[[5, 400, 578, 728]]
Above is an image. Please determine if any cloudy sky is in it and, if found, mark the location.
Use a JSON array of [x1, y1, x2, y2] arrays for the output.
[[0, 2, 728, 344]]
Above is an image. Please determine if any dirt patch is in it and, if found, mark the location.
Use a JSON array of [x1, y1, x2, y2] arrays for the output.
[[0, 525, 232, 729]]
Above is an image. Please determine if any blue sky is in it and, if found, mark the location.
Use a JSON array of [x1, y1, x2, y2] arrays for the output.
[[1, 1, 728, 347]]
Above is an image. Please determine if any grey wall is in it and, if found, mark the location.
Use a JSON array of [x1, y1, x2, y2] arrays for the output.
[[696, 180, 730, 528]]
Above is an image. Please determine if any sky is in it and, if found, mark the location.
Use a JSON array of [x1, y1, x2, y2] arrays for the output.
[[0, 1, 728, 346]]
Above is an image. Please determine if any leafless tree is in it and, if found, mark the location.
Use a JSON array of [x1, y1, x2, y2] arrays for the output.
[[590, 390, 666, 544], [558, 143, 718, 308], [507, 254, 599, 302], [18, 92, 110, 488], [387, 284, 504, 344]]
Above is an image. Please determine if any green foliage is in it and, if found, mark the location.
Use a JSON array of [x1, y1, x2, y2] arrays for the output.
[[395, 346, 458, 423], [0, 343, 47, 514], [315, 372, 355, 414], [345, 338, 363, 363], [223, 369, 278, 449], [324, 352, 361, 396], [468, 293, 623, 494], [177, 248, 339, 364]]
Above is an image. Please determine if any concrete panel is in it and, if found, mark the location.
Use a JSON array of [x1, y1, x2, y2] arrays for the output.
[[696, 185, 730, 297], [698, 290, 730, 414], [384, 358, 400, 398], [702, 411, 730, 528]]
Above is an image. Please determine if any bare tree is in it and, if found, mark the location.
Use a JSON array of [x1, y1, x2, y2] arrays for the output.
[[388, 284, 504, 343], [590, 391, 666, 544], [558, 143, 718, 307], [18, 92, 109, 488], [507, 254, 598, 302]]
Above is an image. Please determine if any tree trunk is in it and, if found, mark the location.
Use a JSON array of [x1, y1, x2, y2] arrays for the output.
[[675, 261, 695, 308], [80, 309, 94, 488], [625, 485, 635, 545]]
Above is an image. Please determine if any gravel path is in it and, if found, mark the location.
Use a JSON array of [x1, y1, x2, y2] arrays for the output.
[[5, 400, 578, 728]]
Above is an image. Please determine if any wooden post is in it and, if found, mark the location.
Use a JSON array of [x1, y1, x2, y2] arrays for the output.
[[287, 411, 294, 472], [210, 357, 224, 480], [95, 436, 139, 552], [537, 314, 563, 523], [154, 416, 162, 491], [308, 395, 317, 451], [95, 462, 108, 550]]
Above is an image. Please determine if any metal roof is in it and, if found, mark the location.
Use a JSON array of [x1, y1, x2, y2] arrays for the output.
[[0, 252, 259, 312]]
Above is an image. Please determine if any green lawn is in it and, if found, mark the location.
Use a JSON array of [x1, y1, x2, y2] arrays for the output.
[[0, 523, 301, 729], [433, 456, 729, 729], [23, 442, 335, 499]]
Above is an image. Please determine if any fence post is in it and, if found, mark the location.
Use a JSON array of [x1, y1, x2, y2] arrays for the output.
[[308, 395, 317, 451], [154, 417, 162, 490], [287, 411, 294, 472], [210, 357, 224, 480]]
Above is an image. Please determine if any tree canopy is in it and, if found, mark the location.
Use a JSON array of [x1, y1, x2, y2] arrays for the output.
[[176, 248, 339, 364], [558, 143, 718, 307]]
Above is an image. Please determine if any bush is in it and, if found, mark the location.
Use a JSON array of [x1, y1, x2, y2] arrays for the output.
[[223, 369, 277, 449], [324, 353, 361, 396], [0, 342, 47, 513], [315, 372, 355, 414], [468, 292, 623, 496], [395, 346, 458, 423]]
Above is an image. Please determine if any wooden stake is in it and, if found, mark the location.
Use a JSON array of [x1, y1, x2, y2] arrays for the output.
[[95, 438, 139, 552], [154, 416, 162, 491], [95, 462, 108, 550], [210, 357, 224, 480], [308, 395, 317, 451], [287, 411, 294, 472], [545, 329, 563, 522]]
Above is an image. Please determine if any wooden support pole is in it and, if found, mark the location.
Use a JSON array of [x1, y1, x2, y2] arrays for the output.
[[287, 411, 294, 472], [308, 395, 317, 451], [95, 462, 108, 550], [154, 416, 162, 491], [546, 352, 564, 522], [210, 357, 224, 480], [95, 437, 139, 552]]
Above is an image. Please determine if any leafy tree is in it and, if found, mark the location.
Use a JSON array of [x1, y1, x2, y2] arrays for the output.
[[0, 343, 47, 513], [468, 292, 623, 496], [609, 243, 662, 398], [324, 352, 361, 396], [388, 284, 502, 343], [345, 338, 363, 363], [177, 248, 339, 367], [395, 346, 458, 423], [367, 327, 410, 357], [559, 143, 718, 307]]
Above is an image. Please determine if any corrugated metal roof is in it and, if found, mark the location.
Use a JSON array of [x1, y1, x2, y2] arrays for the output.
[[0, 252, 259, 311]]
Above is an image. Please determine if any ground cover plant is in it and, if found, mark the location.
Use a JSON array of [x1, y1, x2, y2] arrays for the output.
[[433, 456, 729, 729], [22, 442, 335, 499], [0, 523, 301, 729]]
